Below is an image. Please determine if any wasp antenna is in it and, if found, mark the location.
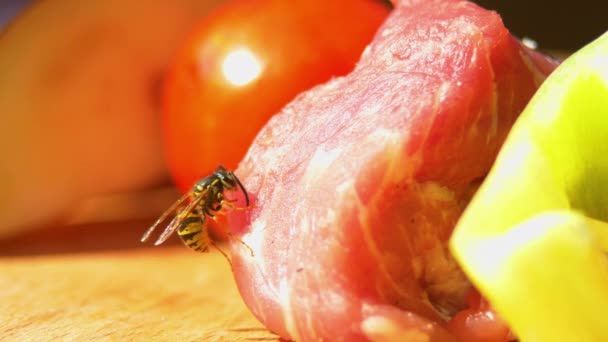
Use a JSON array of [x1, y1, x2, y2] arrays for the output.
[[233, 173, 250, 207]]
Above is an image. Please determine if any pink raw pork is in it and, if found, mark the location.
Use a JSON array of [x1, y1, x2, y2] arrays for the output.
[[228, 0, 558, 340]]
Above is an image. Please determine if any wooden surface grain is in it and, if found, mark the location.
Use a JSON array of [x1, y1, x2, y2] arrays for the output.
[[0, 221, 279, 341]]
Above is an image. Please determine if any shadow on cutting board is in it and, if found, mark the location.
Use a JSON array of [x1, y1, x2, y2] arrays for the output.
[[0, 220, 183, 256]]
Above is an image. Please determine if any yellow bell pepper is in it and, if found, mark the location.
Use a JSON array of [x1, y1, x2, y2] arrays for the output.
[[450, 32, 608, 341]]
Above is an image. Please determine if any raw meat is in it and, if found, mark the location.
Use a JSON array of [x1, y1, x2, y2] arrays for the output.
[[228, 0, 558, 340]]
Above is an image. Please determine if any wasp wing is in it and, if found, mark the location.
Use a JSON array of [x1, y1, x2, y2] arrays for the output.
[[154, 188, 208, 246], [140, 191, 191, 243]]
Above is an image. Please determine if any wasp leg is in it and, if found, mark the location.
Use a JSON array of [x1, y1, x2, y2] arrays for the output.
[[219, 198, 250, 211], [206, 210, 252, 256], [211, 239, 233, 268], [226, 231, 254, 257], [218, 192, 250, 211]]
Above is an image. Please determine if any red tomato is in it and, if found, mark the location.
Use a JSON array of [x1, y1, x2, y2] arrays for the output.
[[162, 0, 390, 191]]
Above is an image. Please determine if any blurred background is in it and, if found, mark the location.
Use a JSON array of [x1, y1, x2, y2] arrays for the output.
[[0, 0, 606, 256], [0, 2, 605, 340], [0, 1, 27, 28], [3, 0, 606, 49]]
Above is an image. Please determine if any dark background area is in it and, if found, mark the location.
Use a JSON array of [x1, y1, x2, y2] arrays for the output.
[[1, 0, 607, 51], [473, 0, 607, 51], [0, 0, 29, 28]]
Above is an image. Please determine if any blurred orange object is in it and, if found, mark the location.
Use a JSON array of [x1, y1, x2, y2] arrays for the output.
[[162, 0, 391, 192], [0, 0, 222, 236]]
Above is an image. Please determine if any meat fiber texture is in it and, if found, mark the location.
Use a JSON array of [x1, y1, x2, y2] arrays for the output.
[[228, 0, 558, 341]]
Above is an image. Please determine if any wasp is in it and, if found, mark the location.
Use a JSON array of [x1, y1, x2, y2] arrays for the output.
[[141, 165, 253, 259]]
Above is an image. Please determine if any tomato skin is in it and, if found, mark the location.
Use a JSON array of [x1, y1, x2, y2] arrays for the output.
[[162, 0, 390, 192]]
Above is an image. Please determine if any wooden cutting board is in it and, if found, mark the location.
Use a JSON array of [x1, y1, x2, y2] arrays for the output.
[[0, 221, 279, 341]]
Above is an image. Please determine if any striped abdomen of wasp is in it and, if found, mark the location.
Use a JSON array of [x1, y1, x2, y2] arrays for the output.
[[141, 165, 253, 259]]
